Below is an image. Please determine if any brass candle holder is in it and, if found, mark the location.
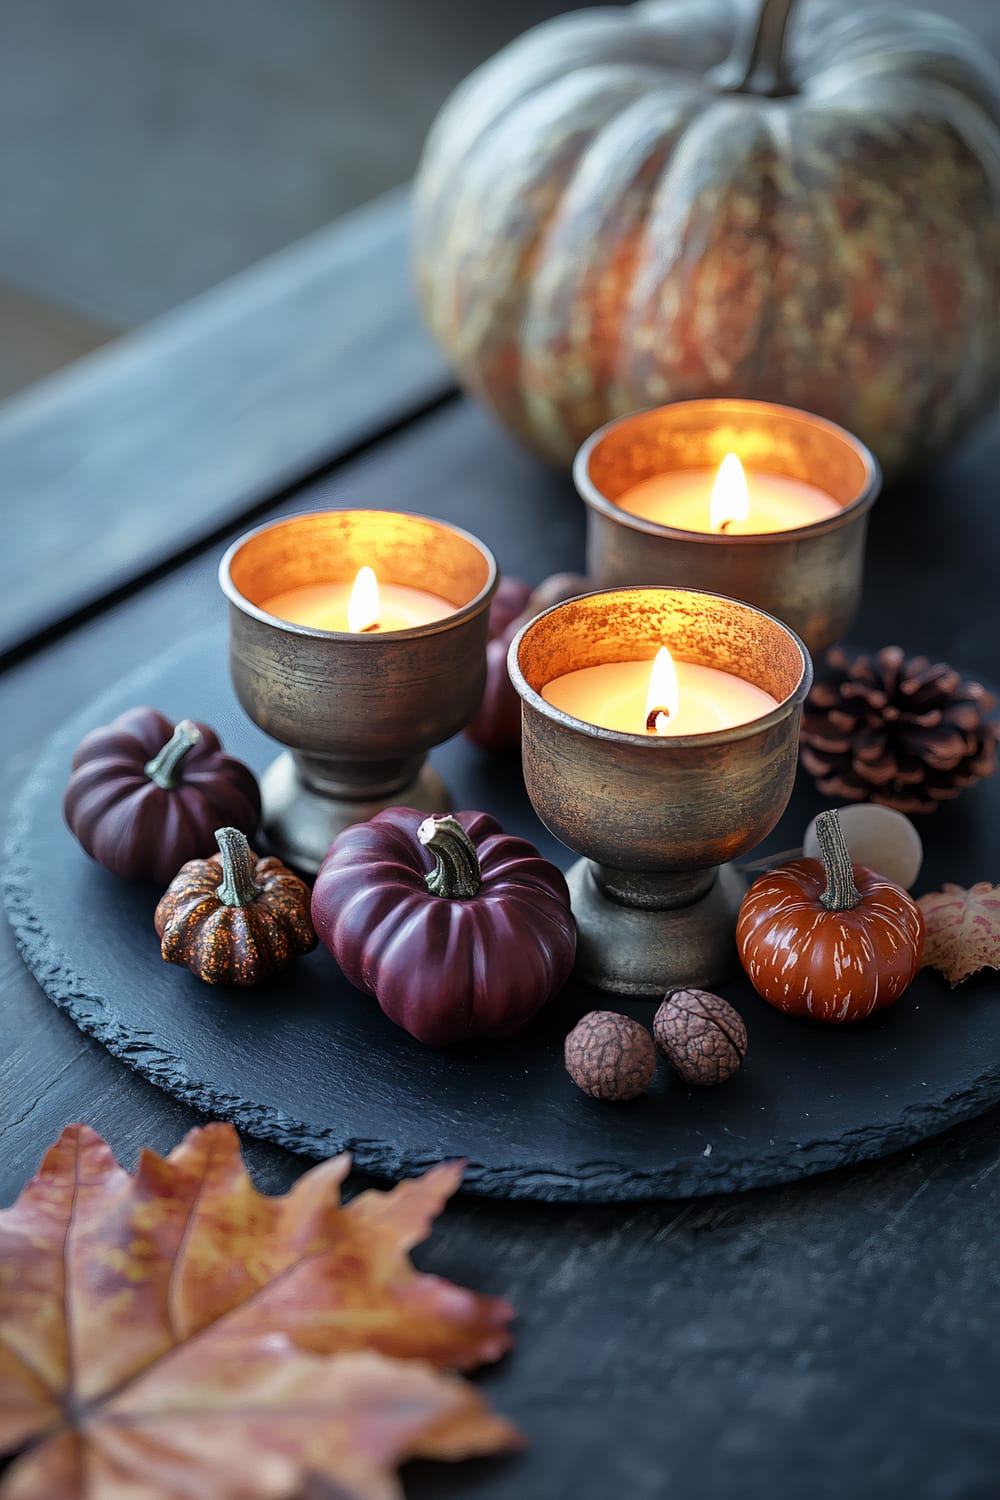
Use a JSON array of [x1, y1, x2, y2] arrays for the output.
[[508, 587, 811, 996], [575, 399, 880, 653], [220, 509, 497, 873]]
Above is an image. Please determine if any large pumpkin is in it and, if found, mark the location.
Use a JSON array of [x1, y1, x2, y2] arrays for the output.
[[414, 0, 1000, 474]]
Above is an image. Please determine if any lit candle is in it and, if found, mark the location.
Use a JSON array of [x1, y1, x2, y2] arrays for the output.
[[618, 452, 839, 534], [260, 565, 453, 633], [542, 644, 777, 736]]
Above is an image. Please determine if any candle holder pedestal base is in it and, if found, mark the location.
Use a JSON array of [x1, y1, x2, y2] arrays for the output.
[[260, 751, 449, 876], [566, 859, 749, 997]]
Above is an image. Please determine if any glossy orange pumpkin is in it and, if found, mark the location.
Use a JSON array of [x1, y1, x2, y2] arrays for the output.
[[414, 0, 1000, 474], [736, 810, 924, 1022]]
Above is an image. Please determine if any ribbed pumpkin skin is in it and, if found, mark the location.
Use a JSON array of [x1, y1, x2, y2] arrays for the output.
[[312, 809, 577, 1045], [63, 707, 261, 885], [414, 0, 1000, 474], [736, 856, 924, 1022], [155, 851, 315, 986]]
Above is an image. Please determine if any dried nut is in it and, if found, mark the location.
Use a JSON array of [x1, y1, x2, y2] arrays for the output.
[[803, 803, 922, 890], [564, 1010, 656, 1102], [653, 989, 747, 1086]]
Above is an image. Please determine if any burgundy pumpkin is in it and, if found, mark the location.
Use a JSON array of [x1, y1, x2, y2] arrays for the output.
[[488, 575, 533, 639], [465, 572, 589, 752], [63, 706, 261, 885], [464, 632, 523, 751], [312, 809, 576, 1045]]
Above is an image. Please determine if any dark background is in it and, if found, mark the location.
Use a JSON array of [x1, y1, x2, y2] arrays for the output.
[[2, 0, 997, 400], [0, 0, 606, 398]]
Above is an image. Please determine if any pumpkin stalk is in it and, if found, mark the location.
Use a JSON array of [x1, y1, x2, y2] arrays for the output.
[[144, 719, 201, 789], [814, 810, 861, 912], [214, 826, 260, 907], [717, 0, 797, 98], [419, 815, 481, 899]]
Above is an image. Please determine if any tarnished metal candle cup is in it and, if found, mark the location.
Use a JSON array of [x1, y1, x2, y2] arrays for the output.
[[508, 587, 812, 995], [221, 509, 497, 874], [576, 400, 880, 654]]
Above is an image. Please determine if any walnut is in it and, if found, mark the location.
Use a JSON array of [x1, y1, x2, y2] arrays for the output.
[[653, 989, 747, 1086], [564, 1010, 656, 1101]]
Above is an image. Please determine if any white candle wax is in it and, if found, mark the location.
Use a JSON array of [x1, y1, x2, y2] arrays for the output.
[[619, 468, 839, 534], [542, 659, 778, 735], [260, 580, 453, 632]]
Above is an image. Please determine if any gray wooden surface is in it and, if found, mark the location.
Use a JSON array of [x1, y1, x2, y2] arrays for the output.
[[0, 0, 617, 327], [0, 191, 451, 663], [0, 0, 617, 403]]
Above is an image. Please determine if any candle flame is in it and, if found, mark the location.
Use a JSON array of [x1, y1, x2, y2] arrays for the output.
[[644, 646, 679, 734], [347, 565, 380, 633], [709, 452, 750, 533]]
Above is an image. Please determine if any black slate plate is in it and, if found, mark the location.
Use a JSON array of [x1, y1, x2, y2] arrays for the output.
[[5, 634, 999, 1201]]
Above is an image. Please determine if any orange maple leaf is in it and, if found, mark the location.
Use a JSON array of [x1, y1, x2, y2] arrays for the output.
[[0, 1123, 519, 1499], [918, 881, 1000, 987]]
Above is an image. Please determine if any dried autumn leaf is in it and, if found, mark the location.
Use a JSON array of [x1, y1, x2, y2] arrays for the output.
[[918, 881, 1000, 986], [0, 1123, 519, 1500]]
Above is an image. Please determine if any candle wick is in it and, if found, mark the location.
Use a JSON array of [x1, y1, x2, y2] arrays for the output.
[[718, 518, 733, 534], [360, 621, 380, 633], [646, 708, 671, 733]]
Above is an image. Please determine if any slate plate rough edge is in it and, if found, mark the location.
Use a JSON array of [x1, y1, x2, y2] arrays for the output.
[[6, 673, 1000, 1202]]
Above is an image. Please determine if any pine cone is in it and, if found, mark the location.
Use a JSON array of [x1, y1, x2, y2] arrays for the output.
[[800, 647, 997, 815]]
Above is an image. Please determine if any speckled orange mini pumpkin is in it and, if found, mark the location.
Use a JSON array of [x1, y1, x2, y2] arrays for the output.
[[155, 827, 316, 986], [736, 811, 924, 1023], [414, 0, 1000, 474]]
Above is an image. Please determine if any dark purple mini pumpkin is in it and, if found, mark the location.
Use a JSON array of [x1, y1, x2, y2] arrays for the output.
[[465, 572, 589, 752], [63, 706, 261, 885], [312, 808, 577, 1045], [487, 574, 533, 640]]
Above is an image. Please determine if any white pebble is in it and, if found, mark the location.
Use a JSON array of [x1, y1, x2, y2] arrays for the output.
[[803, 804, 923, 890]]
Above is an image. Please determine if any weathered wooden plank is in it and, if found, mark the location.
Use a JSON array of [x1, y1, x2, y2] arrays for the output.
[[0, 188, 451, 662]]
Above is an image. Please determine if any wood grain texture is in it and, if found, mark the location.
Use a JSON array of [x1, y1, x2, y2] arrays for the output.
[[0, 189, 450, 663]]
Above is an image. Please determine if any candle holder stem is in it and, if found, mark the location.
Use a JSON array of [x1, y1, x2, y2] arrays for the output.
[[260, 750, 449, 875], [565, 858, 750, 997]]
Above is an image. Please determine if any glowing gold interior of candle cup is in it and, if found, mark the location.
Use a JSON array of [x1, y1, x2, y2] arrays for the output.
[[509, 586, 811, 873], [223, 508, 494, 629], [575, 399, 880, 653], [576, 398, 876, 516]]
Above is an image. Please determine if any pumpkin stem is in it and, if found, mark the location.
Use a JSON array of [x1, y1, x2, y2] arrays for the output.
[[716, 0, 797, 98], [144, 719, 201, 789], [418, 815, 481, 900], [814, 810, 861, 912], [214, 826, 260, 907]]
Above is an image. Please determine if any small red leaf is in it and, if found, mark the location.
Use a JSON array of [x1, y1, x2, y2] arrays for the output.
[[918, 882, 1000, 986]]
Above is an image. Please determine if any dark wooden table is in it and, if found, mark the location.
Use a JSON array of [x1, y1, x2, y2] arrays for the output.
[[3, 190, 1000, 1500]]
